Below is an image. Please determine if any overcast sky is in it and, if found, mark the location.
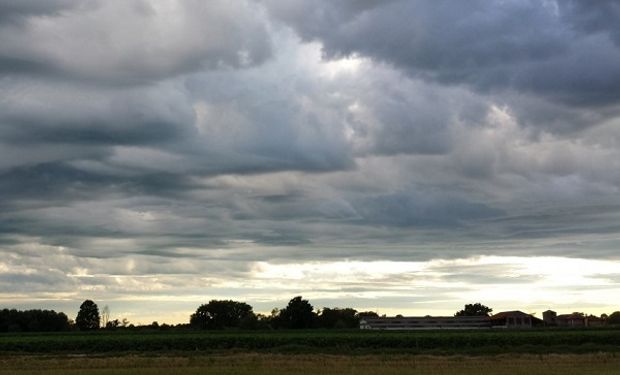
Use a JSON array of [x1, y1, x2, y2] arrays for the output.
[[1, 0, 620, 324]]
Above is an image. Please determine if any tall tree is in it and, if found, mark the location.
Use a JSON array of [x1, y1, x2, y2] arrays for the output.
[[190, 300, 254, 329], [277, 296, 317, 329], [76, 300, 100, 330], [455, 303, 493, 317]]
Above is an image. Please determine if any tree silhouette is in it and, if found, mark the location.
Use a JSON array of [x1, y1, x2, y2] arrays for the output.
[[607, 311, 620, 325], [356, 311, 379, 318], [277, 296, 317, 329], [318, 307, 358, 329], [76, 300, 100, 330], [0, 309, 70, 332], [190, 300, 254, 329], [455, 303, 493, 317]]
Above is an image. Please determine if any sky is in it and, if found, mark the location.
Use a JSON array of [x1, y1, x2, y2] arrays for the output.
[[1, 0, 620, 325]]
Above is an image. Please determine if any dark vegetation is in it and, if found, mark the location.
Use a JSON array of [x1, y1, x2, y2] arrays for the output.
[[455, 303, 493, 317], [190, 300, 254, 330], [1, 297, 619, 334], [188, 296, 365, 331], [2, 329, 620, 355], [0, 309, 70, 332], [3, 353, 620, 375], [607, 311, 620, 325], [75, 300, 100, 331]]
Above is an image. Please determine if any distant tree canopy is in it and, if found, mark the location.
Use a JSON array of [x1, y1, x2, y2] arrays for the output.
[[455, 303, 493, 317], [188, 299, 367, 330], [190, 300, 254, 329], [607, 311, 620, 325], [356, 311, 379, 318], [0, 309, 70, 332], [276, 296, 317, 329], [76, 300, 100, 331], [318, 307, 359, 329]]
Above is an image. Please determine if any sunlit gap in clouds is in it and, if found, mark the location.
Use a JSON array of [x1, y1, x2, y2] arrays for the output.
[[3, 254, 618, 324], [249, 256, 620, 312], [318, 54, 364, 79]]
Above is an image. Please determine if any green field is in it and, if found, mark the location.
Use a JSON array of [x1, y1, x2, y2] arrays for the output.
[[2, 329, 620, 355], [1, 353, 620, 375]]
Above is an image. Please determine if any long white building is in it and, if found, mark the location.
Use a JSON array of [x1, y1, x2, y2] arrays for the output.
[[359, 316, 491, 330]]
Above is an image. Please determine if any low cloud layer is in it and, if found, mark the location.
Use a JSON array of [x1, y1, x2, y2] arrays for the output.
[[1, 0, 619, 321]]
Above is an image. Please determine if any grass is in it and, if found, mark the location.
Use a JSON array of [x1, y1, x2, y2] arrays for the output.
[[1, 353, 619, 375]]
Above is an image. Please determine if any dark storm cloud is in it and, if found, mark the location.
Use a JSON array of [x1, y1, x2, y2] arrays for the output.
[[0, 162, 200, 203], [264, 0, 620, 109], [352, 193, 503, 228], [560, 0, 620, 44], [0, 80, 197, 173], [0, 0, 85, 23], [489, 203, 620, 243], [0, 271, 73, 293]]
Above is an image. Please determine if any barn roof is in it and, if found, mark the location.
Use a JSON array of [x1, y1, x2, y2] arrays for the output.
[[490, 311, 534, 320], [556, 313, 585, 319]]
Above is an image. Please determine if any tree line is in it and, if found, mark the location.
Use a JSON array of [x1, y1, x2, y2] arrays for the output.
[[0, 309, 70, 332], [0, 297, 374, 332], [3, 298, 620, 332], [189, 296, 368, 330]]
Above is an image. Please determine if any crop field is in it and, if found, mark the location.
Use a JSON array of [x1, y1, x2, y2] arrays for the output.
[[2, 330, 620, 374], [1, 353, 620, 375], [1, 329, 620, 355]]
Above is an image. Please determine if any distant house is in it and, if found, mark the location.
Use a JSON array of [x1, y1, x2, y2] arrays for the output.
[[359, 309, 601, 330], [543, 310, 604, 328], [359, 316, 491, 330], [489, 311, 542, 328], [556, 313, 586, 327]]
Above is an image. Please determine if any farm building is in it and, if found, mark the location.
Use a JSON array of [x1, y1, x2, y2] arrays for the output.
[[556, 313, 586, 327], [585, 315, 604, 327], [543, 310, 557, 325], [554, 313, 606, 327], [489, 311, 543, 328], [359, 316, 491, 330], [543, 310, 604, 327]]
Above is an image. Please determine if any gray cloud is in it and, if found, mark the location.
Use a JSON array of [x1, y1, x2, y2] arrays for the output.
[[0, 0, 619, 321], [264, 0, 620, 124], [0, 80, 195, 148], [560, 0, 620, 45], [0, 0, 87, 23], [351, 192, 503, 228], [0, 0, 272, 83]]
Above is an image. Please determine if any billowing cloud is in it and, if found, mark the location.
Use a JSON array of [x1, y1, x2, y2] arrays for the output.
[[0, 0, 272, 83], [264, 0, 620, 130]]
